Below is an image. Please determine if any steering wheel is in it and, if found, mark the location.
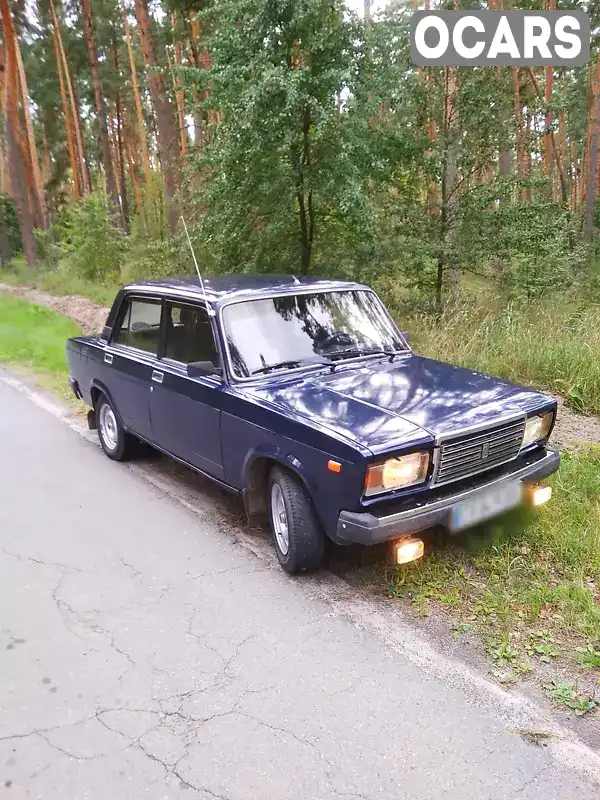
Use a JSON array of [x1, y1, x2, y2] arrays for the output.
[[319, 331, 355, 350]]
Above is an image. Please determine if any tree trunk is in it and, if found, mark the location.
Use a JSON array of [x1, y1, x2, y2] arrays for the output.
[[171, 13, 188, 158], [125, 117, 144, 229], [0, 0, 36, 265], [123, 6, 152, 204], [49, 0, 90, 196], [15, 40, 47, 228], [188, 10, 204, 147], [558, 74, 567, 203], [542, 0, 557, 185], [112, 36, 130, 230], [584, 55, 600, 240], [133, 0, 180, 234], [80, 0, 120, 216], [571, 141, 578, 213], [526, 68, 567, 204], [489, 0, 513, 183], [49, 0, 80, 199], [115, 100, 129, 230], [443, 66, 460, 297], [295, 108, 313, 274], [0, 43, 10, 195], [42, 130, 52, 185]]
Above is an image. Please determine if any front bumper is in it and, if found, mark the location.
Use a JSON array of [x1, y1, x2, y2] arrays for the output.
[[336, 447, 560, 546]]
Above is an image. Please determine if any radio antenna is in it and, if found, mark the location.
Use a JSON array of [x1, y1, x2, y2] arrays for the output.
[[181, 215, 215, 316]]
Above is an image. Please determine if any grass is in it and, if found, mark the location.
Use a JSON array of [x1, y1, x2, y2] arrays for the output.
[[1, 258, 119, 307], [0, 294, 81, 398], [409, 298, 600, 416], [387, 447, 600, 706]]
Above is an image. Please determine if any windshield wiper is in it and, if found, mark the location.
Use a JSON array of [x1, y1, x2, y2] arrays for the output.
[[251, 357, 331, 376], [326, 346, 386, 360]]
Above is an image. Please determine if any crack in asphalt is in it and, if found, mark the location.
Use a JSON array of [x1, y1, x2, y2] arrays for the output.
[[1, 546, 83, 573]]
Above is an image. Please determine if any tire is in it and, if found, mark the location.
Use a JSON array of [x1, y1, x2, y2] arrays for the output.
[[268, 467, 325, 574], [96, 394, 137, 462]]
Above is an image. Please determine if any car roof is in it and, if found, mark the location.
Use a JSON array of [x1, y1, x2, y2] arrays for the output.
[[123, 274, 368, 308]]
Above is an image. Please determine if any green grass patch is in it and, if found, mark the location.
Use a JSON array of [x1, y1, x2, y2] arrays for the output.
[[409, 298, 600, 415], [389, 447, 600, 701], [1, 260, 118, 307], [0, 294, 81, 398]]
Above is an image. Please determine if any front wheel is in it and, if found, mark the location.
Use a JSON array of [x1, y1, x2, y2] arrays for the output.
[[268, 467, 325, 574]]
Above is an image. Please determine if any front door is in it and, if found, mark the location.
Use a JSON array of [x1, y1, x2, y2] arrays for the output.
[[104, 295, 162, 440], [149, 300, 224, 480]]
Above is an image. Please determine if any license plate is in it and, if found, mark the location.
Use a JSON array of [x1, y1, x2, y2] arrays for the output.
[[449, 481, 523, 533]]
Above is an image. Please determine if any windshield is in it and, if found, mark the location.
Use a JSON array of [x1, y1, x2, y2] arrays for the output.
[[222, 290, 406, 378]]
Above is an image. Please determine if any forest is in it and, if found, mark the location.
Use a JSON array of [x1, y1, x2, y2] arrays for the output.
[[1, 0, 600, 406]]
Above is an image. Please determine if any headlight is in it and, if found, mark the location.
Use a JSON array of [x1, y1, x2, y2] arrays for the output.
[[364, 451, 430, 496], [521, 411, 553, 449]]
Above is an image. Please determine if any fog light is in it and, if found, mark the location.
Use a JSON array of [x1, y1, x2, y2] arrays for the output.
[[532, 485, 552, 506], [394, 538, 424, 565]]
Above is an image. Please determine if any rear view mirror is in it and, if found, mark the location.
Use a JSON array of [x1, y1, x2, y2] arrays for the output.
[[401, 330, 411, 346], [187, 360, 223, 378]]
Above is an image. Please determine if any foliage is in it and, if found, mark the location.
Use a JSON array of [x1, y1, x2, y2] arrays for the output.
[[189, 0, 375, 275], [121, 234, 189, 282], [55, 190, 125, 281], [546, 682, 597, 716], [1, 194, 21, 255]]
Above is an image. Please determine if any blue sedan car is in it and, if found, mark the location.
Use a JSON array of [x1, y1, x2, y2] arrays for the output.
[[66, 275, 559, 574]]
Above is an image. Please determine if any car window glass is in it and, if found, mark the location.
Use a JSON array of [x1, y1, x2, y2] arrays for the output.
[[164, 302, 218, 365], [112, 298, 162, 355], [222, 290, 405, 378]]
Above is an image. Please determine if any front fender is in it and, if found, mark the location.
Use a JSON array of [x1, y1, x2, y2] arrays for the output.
[[241, 445, 316, 522], [241, 443, 365, 539]]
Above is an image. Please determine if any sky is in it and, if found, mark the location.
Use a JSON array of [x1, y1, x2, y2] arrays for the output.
[[346, 0, 389, 17]]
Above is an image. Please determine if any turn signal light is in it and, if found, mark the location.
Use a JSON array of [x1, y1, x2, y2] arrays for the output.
[[532, 485, 552, 507], [393, 538, 425, 565]]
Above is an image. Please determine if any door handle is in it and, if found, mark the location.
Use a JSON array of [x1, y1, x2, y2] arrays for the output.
[[151, 370, 164, 384], [104, 352, 113, 365]]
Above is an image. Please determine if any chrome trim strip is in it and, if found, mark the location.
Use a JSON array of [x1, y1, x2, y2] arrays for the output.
[[377, 450, 555, 527], [435, 410, 526, 444]]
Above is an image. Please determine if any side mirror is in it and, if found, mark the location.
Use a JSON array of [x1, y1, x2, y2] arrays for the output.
[[187, 360, 223, 379], [401, 330, 411, 346]]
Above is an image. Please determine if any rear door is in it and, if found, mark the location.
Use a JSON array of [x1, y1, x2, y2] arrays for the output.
[[149, 300, 224, 479], [104, 295, 162, 440]]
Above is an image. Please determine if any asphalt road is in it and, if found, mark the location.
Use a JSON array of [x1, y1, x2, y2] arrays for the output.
[[0, 377, 598, 800]]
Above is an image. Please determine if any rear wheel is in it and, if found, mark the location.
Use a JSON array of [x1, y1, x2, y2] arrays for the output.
[[268, 467, 325, 574], [96, 395, 137, 461]]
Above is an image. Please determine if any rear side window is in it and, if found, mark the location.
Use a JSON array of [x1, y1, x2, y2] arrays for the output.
[[113, 298, 162, 355], [164, 302, 218, 365]]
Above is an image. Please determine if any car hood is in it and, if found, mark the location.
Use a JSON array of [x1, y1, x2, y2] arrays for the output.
[[246, 353, 554, 455]]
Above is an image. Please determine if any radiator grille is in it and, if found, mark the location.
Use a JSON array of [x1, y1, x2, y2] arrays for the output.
[[434, 417, 526, 486]]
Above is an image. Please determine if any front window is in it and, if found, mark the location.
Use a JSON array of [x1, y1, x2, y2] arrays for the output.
[[222, 290, 406, 378], [163, 302, 218, 365]]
